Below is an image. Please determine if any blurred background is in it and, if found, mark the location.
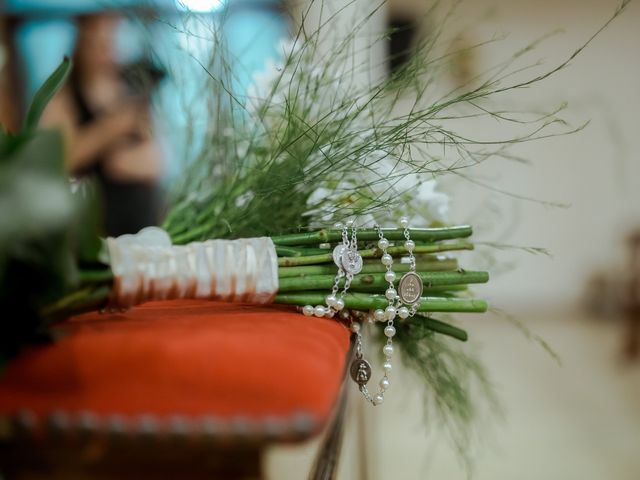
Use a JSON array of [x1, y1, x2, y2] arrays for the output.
[[1, 0, 639, 478]]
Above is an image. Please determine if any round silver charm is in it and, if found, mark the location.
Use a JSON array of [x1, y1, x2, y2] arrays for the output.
[[398, 272, 423, 305], [333, 245, 346, 268], [350, 358, 372, 386], [341, 248, 363, 275]]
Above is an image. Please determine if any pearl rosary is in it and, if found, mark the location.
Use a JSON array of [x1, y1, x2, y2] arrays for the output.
[[301, 221, 362, 319], [397, 216, 423, 316], [349, 224, 398, 406], [301, 216, 424, 407]]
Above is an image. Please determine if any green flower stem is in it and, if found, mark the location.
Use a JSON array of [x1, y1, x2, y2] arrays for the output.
[[275, 246, 333, 257], [274, 292, 488, 313], [412, 315, 469, 342], [278, 258, 459, 277], [48, 285, 112, 322], [355, 284, 468, 294], [40, 285, 110, 320], [78, 268, 114, 285], [39, 287, 94, 318], [271, 226, 472, 246], [170, 224, 213, 245], [277, 271, 488, 292], [278, 242, 473, 267], [161, 202, 190, 232]]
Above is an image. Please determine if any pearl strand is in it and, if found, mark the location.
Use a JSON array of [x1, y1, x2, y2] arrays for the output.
[[301, 221, 357, 319], [362, 224, 399, 406], [399, 216, 422, 317], [357, 217, 420, 406], [300, 218, 422, 408]]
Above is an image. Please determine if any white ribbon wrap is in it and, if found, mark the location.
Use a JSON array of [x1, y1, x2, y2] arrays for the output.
[[106, 227, 279, 309]]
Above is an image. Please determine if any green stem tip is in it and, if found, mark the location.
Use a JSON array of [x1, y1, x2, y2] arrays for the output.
[[271, 225, 473, 246], [278, 241, 473, 267], [274, 292, 488, 313], [278, 270, 489, 292]]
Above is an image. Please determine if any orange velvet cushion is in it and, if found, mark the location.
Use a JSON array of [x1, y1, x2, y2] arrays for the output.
[[0, 301, 351, 435]]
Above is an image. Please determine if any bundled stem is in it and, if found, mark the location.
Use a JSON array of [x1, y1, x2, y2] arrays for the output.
[[278, 270, 488, 292], [271, 226, 472, 246], [278, 257, 458, 277], [278, 241, 473, 267], [274, 292, 488, 313], [414, 314, 469, 342], [39, 226, 487, 348]]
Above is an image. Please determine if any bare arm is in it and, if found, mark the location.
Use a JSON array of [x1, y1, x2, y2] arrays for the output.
[[41, 91, 146, 174], [102, 136, 164, 183]]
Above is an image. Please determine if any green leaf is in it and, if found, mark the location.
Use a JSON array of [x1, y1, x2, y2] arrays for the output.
[[0, 130, 23, 160], [10, 129, 66, 173], [23, 57, 72, 133], [71, 180, 104, 263], [0, 129, 72, 250]]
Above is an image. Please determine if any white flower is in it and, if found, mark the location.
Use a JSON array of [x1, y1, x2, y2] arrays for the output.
[[235, 140, 250, 158], [277, 37, 301, 60], [246, 57, 284, 108], [245, 36, 346, 121], [307, 187, 334, 206], [416, 179, 449, 223], [235, 191, 254, 208]]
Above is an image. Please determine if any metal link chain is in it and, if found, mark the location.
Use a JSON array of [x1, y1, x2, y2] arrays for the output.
[[403, 223, 421, 317], [329, 226, 350, 299]]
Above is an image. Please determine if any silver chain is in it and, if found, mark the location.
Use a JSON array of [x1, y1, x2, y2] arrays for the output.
[[402, 222, 421, 316]]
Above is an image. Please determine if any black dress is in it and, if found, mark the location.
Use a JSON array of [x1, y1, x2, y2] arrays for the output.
[[70, 84, 162, 237]]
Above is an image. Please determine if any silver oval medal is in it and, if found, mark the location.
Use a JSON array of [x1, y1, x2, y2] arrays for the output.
[[341, 248, 363, 275], [398, 272, 423, 305], [332, 245, 346, 268], [350, 358, 372, 386]]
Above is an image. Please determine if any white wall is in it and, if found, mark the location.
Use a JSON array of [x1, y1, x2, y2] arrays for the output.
[[267, 3, 640, 479], [304, 0, 640, 312], [301, 0, 387, 87], [437, 0, 640, 312]]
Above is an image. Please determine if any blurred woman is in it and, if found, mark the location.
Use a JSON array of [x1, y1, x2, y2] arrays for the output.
[[42, 12, 164, 236]]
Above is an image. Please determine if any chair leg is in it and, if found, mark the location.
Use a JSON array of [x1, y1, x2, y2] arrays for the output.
[[308, 338, 356, 480], [0, 437, 264, 480]]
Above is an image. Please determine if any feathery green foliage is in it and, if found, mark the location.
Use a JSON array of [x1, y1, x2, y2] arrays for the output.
[[158, 0, 630, 470], [163, 0, 629, 241]]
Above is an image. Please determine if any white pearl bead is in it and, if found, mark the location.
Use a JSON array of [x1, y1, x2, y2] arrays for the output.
[[383, 344, 394, 356], [404, 240, 415, 252], [351, 322, 361, 333], [378, 238, 389, 250], [325, 294, 337, 306], [373, 393, 384, 405], [340, 310, 350, 320], [384, 325, 396, 338], [383, 361, 392, 372], [380, 377, 390, 390], [373, 309, 385, 322], [384, 270, 396, 283], [384, 305, 396, 320], [334, 298, 345, 310], [325, 309, 335, 318], [302, 305, 314, 316], [381, 253, 393, 266], [314, 305, 326, 317], [385, 288, 397, 301], [399, 216, 409, 228], [398, 306, 410, 319]]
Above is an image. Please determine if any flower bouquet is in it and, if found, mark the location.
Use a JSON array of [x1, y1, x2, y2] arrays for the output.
[[0, 53, 492, 457], [0, 0, 628, 466]]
